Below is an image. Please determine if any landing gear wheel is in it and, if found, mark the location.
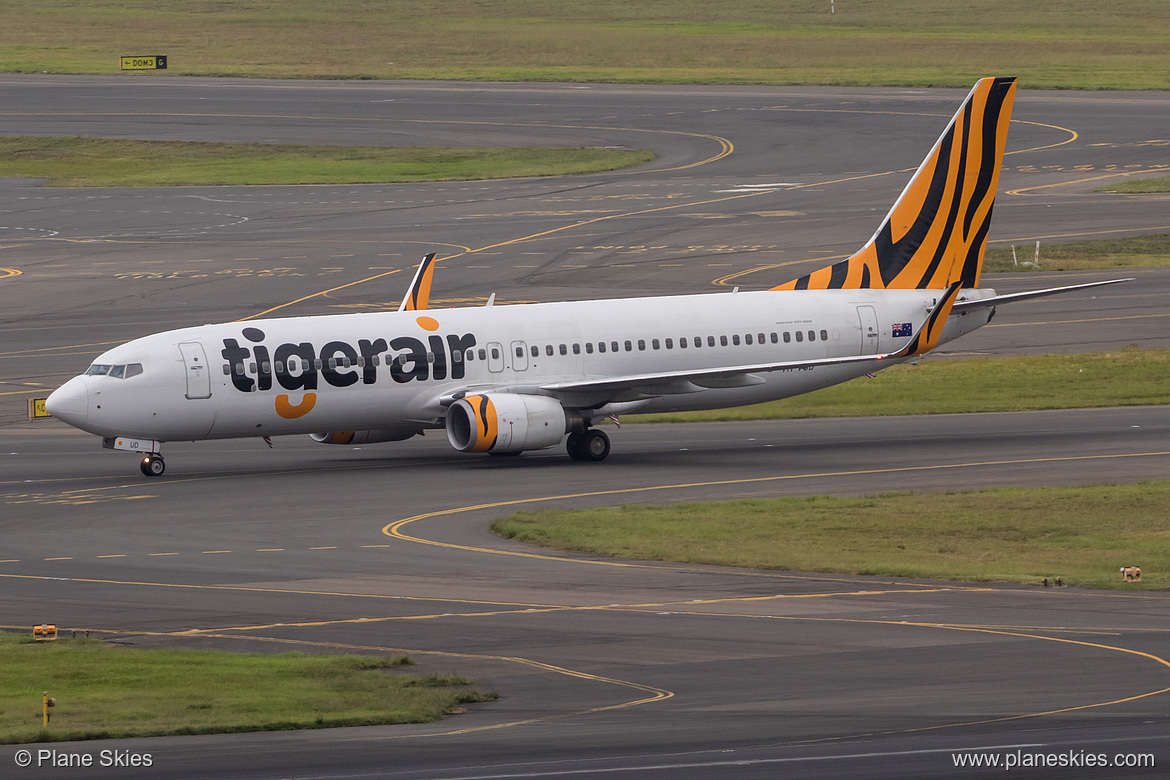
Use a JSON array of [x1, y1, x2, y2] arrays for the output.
[[566, 430, 587, 461], [140, 454, 165, 477], [581, 429, 610, 462]]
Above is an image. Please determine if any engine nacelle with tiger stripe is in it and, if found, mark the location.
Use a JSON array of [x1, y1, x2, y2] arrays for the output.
[[445, 393, 573, 454]]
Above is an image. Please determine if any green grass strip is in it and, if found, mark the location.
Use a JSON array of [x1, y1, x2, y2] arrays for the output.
[[1099, 176, 1170, 194], [3, 0, 1170, 89], [0, 635, 495, 743], [630, 348, 1170, 423], [0, 137, 653, 187], [492, 482, 1170, 589], [983, 233, 1170, 272]]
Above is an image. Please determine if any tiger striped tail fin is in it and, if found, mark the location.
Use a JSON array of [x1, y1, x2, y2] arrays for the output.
[[773, 77, 1017, 292]]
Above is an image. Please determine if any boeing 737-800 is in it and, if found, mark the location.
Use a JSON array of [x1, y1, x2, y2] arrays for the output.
[[45, 77, 1129, 476]]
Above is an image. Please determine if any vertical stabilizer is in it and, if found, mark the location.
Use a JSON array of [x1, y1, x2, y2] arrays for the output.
[[773, 77, 1017, 291]]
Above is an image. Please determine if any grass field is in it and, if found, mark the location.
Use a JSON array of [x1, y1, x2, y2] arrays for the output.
[[0, 137, 653, 187], [1102, 176, 1170, 194], [492, 482, 1170, 589], [2, 1, 1168, 89], [983, 233, 1170, 272], [629, 347, 1170, 423], [0, 633, 494, 743]]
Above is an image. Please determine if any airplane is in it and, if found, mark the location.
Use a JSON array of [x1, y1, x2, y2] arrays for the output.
[[46, 76, 1131, 477]]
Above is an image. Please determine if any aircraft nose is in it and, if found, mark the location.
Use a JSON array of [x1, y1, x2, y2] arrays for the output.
[[45, 376, 89, 428]]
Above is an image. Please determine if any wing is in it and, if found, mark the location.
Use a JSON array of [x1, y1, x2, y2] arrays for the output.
[[540, 283, 963, 398]]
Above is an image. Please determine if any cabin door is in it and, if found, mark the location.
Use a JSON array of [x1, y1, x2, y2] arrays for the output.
[[178, 342, 212, 399]]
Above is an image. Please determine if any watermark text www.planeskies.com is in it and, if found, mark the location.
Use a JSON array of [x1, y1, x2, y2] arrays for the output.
[[953, 749, 1153, 771]]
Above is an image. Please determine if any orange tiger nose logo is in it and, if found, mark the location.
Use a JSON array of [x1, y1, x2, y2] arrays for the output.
[[275, 393, 316, 419]]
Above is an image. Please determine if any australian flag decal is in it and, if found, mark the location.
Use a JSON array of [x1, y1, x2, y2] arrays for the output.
[[892, 322, 912, 338]]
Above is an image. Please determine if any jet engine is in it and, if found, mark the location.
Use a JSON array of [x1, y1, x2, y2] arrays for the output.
[[445, 393, 571, 454], [310, 427, 419, 445]]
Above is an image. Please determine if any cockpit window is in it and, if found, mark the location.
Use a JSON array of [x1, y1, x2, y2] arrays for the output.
[[85, 363, 143, 379]]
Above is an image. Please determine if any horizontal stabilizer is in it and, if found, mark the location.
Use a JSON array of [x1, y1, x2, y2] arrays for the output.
[[952, 278, 1133, 312]]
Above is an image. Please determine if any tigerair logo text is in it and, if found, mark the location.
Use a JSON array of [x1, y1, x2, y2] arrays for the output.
[[221, 325, 476, 417]]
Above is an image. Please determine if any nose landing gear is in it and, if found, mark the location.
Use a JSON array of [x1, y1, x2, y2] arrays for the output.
[[140, 454, 165, 477]]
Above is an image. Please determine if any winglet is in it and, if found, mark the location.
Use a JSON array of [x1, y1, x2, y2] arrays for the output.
[[773, 77, 1017, 292], [399, 252, 438, 312], [885, 282, 964, 361]]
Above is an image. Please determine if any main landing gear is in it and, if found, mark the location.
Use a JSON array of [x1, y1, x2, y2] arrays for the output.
[[139, 454, 165, 477], [566, 428, 610, 462]]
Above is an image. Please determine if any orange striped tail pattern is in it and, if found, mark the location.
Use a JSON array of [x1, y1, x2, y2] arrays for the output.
[[773, 77, 1017, 292]]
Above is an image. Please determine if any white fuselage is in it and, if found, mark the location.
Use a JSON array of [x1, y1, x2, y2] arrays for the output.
[[46, 287, 994, 444]]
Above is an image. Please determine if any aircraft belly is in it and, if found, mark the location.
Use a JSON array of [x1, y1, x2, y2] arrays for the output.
[[205, 381, 427, 439], [637, 363, 873, 414]]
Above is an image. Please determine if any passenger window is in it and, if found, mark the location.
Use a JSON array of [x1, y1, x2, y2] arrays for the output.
[[109, 365, 125, 379], [652, 339, 660, 350], [808, 330, 816, 341], [340, 357, 351, 368], [261, 361, 272, 373], [693, 337, 700, 348], [235, 364, 246, 375], [327, 358, 337, 369], [625, 340, 633, 351], [465, 350, 474, 362], [478, 349, 487, 360], [599, 342, 607, 353], [679, 337, 687, 349], [758, 333, 766, 344], [732, 335, 740, 346], [573, 343, 581, 354], [771, 332, 778, 344], [249, 362, 257, 373], [720, 336, 728, 346], [821, 329, 829, 341], [516, 346, 524, 358], [371, 355, 380, 367], [303, 360, 312, 371], [638, 339, 646, 351], [610, 341, 619, 352], [708, 336, 715, 347], [314, 359, 323, 370], [356, 357, 365, 368], [490, 348, 499, 360], [795, 331, 803, 342], [546, 345, 554, 356], [783, 332, 791, 343], [585, 342, 594, 354], [745, 334, 753, 345], [222, 364, 231, 375], [531, 345, 539, 357], [274, 361, 285, 374], [665, 338, 673, 349], [559, 344, 567, 355], [453, 350, 463, 363]]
